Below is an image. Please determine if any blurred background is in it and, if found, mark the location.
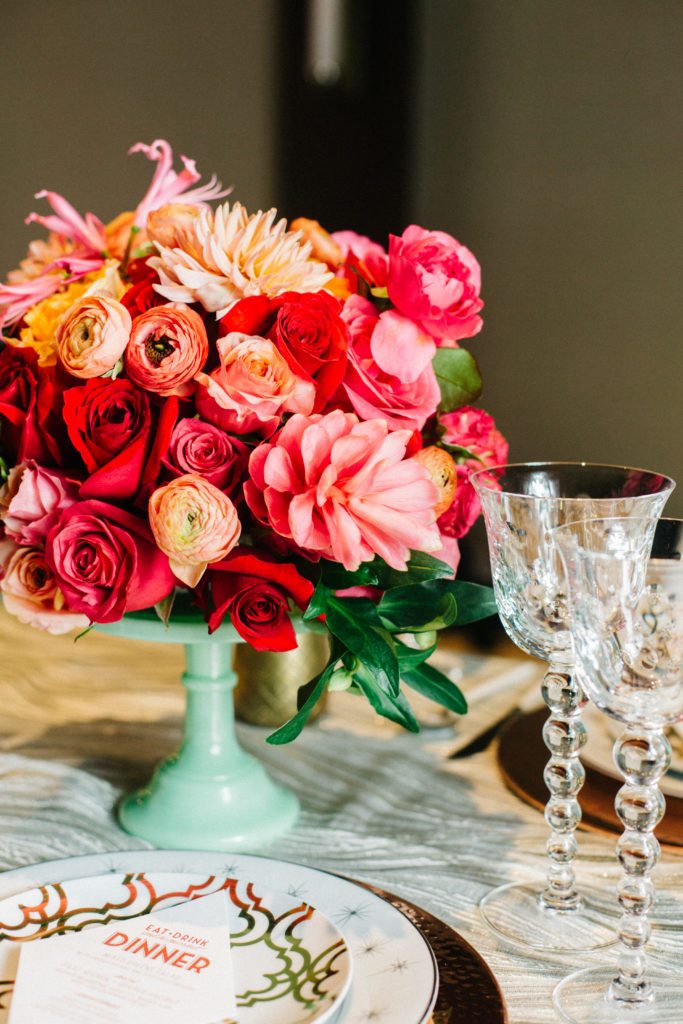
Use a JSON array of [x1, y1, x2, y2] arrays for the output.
[[2, 0, 681, 550]]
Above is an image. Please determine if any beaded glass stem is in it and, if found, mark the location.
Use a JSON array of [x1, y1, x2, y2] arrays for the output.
[[472, 464, 673, 954]]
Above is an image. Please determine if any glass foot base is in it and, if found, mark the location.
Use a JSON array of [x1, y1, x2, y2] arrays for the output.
[[479, 881, 616, 953], [554, 966, 683, 1023]]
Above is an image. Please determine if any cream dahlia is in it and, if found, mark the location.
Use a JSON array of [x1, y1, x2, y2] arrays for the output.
[[148, 201, 333, 316]]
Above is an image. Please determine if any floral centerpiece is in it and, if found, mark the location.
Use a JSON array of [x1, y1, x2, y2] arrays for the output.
[[0, 139, 507, 744]]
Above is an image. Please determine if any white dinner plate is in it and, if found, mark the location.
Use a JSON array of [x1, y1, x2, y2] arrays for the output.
[[582, 705, 683, 799], [0, 852, 439, 1024]]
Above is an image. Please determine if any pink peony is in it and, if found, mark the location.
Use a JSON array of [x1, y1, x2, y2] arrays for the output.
[[388, 225, 483, 343], [0, 541, 89, 635], [439, 406, 508, 466], [341, 296, 440, 430], [56, 295, 132, 378], [195, 333, 315, 436], [244, 410, 441, 571], [125, 304, 209, 398], [148, 474, 242, 587], [0, 461, 79, 545], [46, 500, 174, 623]]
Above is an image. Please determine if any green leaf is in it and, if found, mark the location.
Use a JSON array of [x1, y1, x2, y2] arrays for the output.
[[395, 639, 437, 669], [439, 440, 482, 463], [267, 658, 337, 744], [402, 662, 468, 715], [154, 590, 176, 628], [379, 579, 458, 632], [376, 551, 453, 590], [432, 347, 483, 412], [303, 581, 331, 621], [445, 580, 498, 625], [354, 665, 420, 733], [318, 559, 379, 589], [325, 596, 400, 695]]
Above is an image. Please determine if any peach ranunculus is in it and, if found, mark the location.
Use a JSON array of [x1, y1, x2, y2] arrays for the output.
[[244, 410, 442, 572], [340, 295, 440, 431], [388, 225, 483, 344], [146, 203, 202, 253], [125, 304, 209, 398], [148, 474, 241, 587], [195, 333, 315, 436], [0, 541, 89, 635], [0, 461, 79, 545], [56, 294, 132, 378], [289, 218, 344, 267]]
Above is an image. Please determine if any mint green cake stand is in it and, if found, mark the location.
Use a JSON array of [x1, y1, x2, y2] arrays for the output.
[[96, 605, 303, 851]]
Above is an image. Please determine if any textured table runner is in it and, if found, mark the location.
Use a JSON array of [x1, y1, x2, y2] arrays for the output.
[[0, 608, 681, 1024]]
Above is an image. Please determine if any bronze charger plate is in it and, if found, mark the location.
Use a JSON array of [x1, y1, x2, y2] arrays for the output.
[[497, 707, 683, 851], [360, 882, 508, 1024]]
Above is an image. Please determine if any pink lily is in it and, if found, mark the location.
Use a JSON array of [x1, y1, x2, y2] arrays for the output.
[[25, 191, 107, 255], [130, 139, 230, 228]]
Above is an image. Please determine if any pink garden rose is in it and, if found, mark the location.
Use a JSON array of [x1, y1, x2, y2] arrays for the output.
[[148, 474, 242, 587], [161, 418, 249, 494], [0, 461, 79, 545], [125, 303, 209, 398], [244, 409, 442, 571], [341, 296, 439, 430], [439, 406, 509, 466], [195, 333, 315, 436], [56, 295, 132, 378], [0, 541, 89, 635], [46, 500, 174, 623], [388, 225, 483, 343]]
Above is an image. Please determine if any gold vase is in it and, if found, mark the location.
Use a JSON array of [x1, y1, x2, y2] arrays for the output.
[[234, 631, 330, 727]]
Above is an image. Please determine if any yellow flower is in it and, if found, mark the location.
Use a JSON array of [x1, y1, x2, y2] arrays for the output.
[[7, 263, 125, 367]]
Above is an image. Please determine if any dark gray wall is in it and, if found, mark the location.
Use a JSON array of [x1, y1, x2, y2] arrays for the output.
[[415, 0, 682, 513], [1, 0, 276, 274]]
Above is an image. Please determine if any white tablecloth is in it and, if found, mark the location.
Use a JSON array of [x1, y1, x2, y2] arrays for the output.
[[0, 613, 681, 1023]]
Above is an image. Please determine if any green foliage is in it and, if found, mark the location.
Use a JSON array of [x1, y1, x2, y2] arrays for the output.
[[432, 347, 483, 412]]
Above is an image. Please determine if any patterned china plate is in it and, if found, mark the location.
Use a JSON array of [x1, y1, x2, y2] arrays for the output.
[[0, 870, 351, 1024], [0, 852, 439, 1024]]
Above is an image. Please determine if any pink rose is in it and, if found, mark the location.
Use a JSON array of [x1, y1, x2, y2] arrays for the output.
[[148, 474, 242, 587], [56, 295, 132, 378], [341, 296, 439, 430], [244, 410, 441, 572], [439, 406, 508, 466], [0, 461, 79, 545], [195, 333, 315, 436], [46, 500, 175, 623], [0, 541, 89, 635], [125, 303, 209, 397], [388, 225, 483, 343], [161, 418, 249, 494]]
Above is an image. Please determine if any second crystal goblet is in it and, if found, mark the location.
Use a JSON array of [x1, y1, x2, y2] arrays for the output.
[[471, 463, 674, 952], [553, 517, 683, 1022]]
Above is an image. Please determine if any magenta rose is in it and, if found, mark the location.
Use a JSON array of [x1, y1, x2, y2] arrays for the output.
[[199, 547, 314, 650], [0, 346, 58, 466], [62, 378, 178, 502], [341, 296, 440, 431], [437, 464, 482, 540], [439, 406, 508, 466], [46, 500, 174, 623], [0, 461, 79, 544], [388, 225, 483, 343], [161, 418, 249, 494]]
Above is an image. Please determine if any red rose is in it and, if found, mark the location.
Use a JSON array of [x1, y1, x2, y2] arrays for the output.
[[200, 547, 314, 650], [219, 291, 349, 412], [62, 378, 178, 502], [120, 258, 162, 317], [0, 346, 62, 466], [46, 499, 174, 623], [161, 417, 249, 494]]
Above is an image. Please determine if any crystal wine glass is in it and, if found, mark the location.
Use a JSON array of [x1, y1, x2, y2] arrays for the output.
[[471, 463, 674, 953], [552, 516, 683, 1022]]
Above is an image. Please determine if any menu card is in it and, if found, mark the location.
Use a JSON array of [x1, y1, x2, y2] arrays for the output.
[[9, 892, 237, 1024]]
